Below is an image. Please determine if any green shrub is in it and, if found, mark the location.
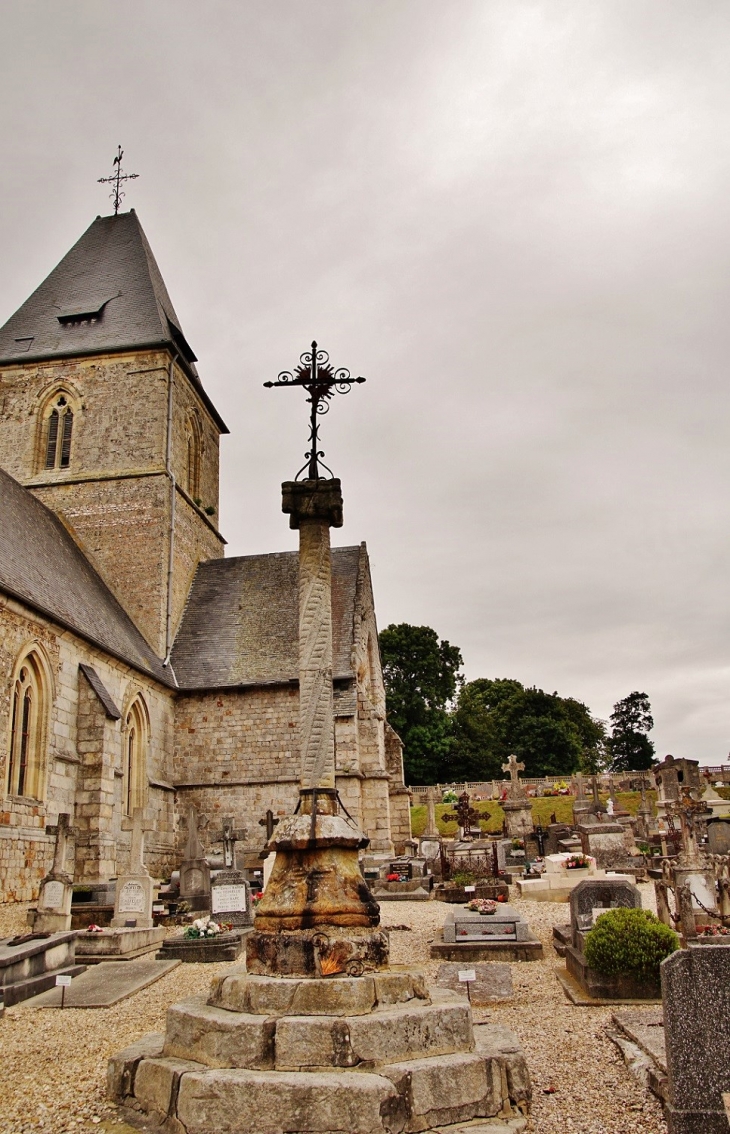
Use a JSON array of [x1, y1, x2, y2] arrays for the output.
[[450, 871, 475, 886], [584, 908, 678, 980]]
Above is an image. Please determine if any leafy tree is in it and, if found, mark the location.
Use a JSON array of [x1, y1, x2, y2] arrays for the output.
[[450, 679, 605, 780], [608, 691, 655, 771], [379, 624, 463, 785]]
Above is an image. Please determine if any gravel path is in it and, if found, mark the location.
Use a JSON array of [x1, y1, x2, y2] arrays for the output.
[[0, 892, 667, 1134]]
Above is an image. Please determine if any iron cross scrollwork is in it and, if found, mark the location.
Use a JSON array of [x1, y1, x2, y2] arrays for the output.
[[264, 341, 365, 480], [98, 145, 139, 215]]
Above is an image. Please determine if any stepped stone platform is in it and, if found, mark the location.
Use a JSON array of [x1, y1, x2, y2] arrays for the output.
[[109, 966, 531, 1133], [0, 931, 85, 1006]]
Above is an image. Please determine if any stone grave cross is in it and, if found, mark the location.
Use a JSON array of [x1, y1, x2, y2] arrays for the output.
[[215, 817, 247, 868], [45, 813, 77, 878], [574, 772, 586, 801], [423, 787, 439, 838], [502, 754, 526, 800], [34, 813, 78, 932], [122, 807, 153, 875], [258, 809, 280, 844], [179, 804, 212, 912]]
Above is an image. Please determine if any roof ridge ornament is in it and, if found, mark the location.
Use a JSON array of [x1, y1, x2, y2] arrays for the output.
[[98, 145, 139, 215], [264, 340, 365, 480]]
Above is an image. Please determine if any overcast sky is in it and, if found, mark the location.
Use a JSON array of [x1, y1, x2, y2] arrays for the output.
[[1, 2, 729, 763]]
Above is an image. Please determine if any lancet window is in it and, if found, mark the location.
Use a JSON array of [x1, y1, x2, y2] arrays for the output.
[[185, 413, 202, 500], [124, 697, 148, 815], [6, 652, 47, 799], [44, 393, 74, 470]]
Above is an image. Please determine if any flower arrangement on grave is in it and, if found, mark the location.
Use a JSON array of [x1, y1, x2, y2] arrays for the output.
[[183, 916, 232, 939], [442, 790, 458, 803], [565, 853, 590, 869], [697, 923, 730, 937], [511, 838, 525, 851], [466, 898, 497, 915], [584, 908, 678, 980], [86, 923, 104, 933], [386, 873, 401, 882]]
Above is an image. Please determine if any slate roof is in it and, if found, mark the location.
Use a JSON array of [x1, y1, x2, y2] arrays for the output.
[[0, 211, 227, 433], [0, 467, 172, 686], [171, 546, 362, 689]]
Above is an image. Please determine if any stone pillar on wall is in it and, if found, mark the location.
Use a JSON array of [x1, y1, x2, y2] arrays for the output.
[[385, 722, 412, 855], [74, 667, 119, 882]]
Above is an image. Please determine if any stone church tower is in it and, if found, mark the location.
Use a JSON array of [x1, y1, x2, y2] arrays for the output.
[[0, 209, 411, 903], [0, 211, 227, 657]]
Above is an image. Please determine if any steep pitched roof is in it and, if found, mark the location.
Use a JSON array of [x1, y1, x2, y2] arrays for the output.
[[171, 546, 362, 689], [0, 468, 172, 686], [0, 211, 227, 432]]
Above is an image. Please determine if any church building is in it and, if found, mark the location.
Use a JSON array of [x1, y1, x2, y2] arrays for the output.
[[0, 209, 410, 902]]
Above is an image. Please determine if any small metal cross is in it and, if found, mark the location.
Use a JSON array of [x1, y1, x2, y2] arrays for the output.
[[98, 145, 139, 215], [264, 341, 365, 480]]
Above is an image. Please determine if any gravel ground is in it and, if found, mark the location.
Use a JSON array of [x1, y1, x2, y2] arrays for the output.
[[0, 890, 667, 1134]]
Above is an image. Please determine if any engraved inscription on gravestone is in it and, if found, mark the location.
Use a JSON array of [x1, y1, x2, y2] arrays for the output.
[[42, 880, 65, 909], [210, 870, 253, 927], [118, 880, 145, 914]]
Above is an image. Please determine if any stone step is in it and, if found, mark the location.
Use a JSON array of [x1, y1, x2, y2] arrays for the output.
[[162, 988, 472, 1072], [274, 989, 473, 1070], [209, 968, 429, 1017], [122, 1048, 526, 1134], [164, 997, 275, 1069]]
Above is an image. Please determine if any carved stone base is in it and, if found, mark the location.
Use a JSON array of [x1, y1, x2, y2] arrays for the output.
[[246, 926, 390, 977]]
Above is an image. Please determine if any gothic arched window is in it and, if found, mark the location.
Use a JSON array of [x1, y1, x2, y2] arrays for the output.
[[124, 697, 148, 815], [44, 393, 74, 470], [7, 651, 48, 800]]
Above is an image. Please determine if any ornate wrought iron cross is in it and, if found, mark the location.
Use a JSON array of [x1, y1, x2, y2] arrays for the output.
[[264, 341, 365, 480], [98, 145, 139, 215]]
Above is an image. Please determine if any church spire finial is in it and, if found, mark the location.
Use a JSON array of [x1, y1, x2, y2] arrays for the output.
[[98, 145, 139, 215]]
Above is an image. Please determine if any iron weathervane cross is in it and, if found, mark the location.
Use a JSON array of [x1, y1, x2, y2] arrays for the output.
[[264, 341, 365, 480], [98, 145, 139, 215]]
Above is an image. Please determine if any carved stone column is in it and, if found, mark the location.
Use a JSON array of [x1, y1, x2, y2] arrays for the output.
[[248, 479, 384, 977]]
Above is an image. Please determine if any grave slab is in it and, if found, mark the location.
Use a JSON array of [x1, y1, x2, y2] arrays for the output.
[[0, 931, 83, 1006], [75, 925, 164, 962], [431, 903, 543, 962], [434, 962, 513, 1004], [25, 957, 180, 1007]]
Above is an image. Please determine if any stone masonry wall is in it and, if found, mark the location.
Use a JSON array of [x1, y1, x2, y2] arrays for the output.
[[0, 594, 176, 901], [0, 350, 224, 656]]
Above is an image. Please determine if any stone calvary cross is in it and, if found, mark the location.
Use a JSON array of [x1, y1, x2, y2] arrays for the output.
[[502, 754, 526, 799], [122, 807, 153, 874]]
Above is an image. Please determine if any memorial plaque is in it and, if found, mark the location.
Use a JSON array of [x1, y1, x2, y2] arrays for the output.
[[118, 880, 145, 914], [210, 870, 253, 927], [42, 880, 65, 909]]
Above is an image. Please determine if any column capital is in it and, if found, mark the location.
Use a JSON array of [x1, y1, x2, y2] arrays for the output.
[[282, 478, 343, 530]]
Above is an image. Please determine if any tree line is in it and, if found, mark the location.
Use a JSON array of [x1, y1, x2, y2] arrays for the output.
[[379, 623, 655, 785]]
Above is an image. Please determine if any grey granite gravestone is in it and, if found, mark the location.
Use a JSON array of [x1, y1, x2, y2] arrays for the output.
[[662, 944, 730, 1134], [569, 877, 642, 951], [210, 869, 253, 928]]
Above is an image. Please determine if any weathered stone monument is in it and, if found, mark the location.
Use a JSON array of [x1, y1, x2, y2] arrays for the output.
[[418, 784, 442, 862], [501, 754, 534, 839], [109, 342, 531, 1132], [179, 804, 211, 912], [214, 816, 247, 870], [33, 813, 76, 933]]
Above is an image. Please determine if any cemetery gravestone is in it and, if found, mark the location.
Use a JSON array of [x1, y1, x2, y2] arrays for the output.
[[210, 870, 253, 928], [34, 813, 77, 933], [112, 808, 155, 929], [662, 944, 730, 1134], [179, 804, 211, 912]]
